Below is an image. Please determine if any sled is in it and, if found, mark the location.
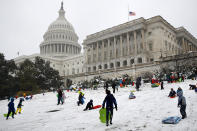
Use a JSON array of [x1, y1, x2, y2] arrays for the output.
[[99, 108, 110, 123], [93, 105, 102, 109], [162, 116, 181, 124], [151, 83, 159, 87], [170, 96, 176, 98], [3, 112, 14, 117], [129, 96, 136, 99]]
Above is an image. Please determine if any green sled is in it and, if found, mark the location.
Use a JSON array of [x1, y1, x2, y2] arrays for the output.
[[99, 108, 110, 123], [3, 112, 14, 117]]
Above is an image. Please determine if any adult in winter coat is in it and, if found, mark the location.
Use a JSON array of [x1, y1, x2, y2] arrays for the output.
[[105, 82, 109, 90], [83, 99, 93, 111], [136, 77, 141, 91], [161, 81, 164, 90], [6, 97, 15, 120], [177, 88, 187, 119], [102, 90, 117, 126], [112, 82, 116, 94], [15, 98, 24, 114], [57, 89, 63, 105], [168, 88, 176, 97]]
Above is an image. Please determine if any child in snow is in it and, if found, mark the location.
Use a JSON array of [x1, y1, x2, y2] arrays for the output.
[[83, 99, 93, 111], [195, 86, 197, 93], [129, 91, 136, 99], [77, 92, 85, 106], [15, 98, 24, 114], [6, 97, 15, 120], [177, 87, 187, 119], [168, 88, 176, 97], [189, 84, 196, 90], [61, 91, 66, 104]]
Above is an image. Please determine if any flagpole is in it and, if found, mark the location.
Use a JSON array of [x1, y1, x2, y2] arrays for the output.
[[128, 4, 129, 21]]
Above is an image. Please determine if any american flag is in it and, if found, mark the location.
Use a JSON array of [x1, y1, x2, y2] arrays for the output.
[[129, 11, 136, 16]]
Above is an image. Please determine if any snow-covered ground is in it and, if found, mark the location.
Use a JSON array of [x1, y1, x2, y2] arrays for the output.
[[0, 80, 197, 131]]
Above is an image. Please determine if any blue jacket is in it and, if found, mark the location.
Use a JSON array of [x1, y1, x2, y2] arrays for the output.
[[8, 98, 15, 112], [102, 94, 117, 109]]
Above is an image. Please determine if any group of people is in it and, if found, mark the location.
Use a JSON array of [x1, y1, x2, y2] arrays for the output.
[[168, 87, 187, 119], [6, 97, 24, 120], [77, 88, 118, 126]]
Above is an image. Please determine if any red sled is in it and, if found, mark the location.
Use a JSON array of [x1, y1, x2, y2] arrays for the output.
[[93, 105, 102, 109], [170, 96, 176, 98]]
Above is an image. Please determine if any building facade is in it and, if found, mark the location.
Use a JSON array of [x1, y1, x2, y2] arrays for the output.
[[14, 2, 197, 84]]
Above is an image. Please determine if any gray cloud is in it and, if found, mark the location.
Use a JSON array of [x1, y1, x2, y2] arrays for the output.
[[0, 0, 196, 59]]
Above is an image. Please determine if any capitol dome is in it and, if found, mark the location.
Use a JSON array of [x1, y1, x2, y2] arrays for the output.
[[40, 2, 81, 58]]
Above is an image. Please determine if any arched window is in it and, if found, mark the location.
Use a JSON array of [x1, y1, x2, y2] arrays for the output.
[[116, 61, 120, 67], [98, 65, 102, 70], [104, 64, 108, 69], [123, 60, 127, 66], [93, 66, 96, 71], [130, 59, 134, 65], [110, 63, 114, 68], [138, 58, 142, 63]]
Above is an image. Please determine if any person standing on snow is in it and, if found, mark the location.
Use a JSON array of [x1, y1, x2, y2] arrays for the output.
[[57, 89, 63, 105], [112, 81, 116, 94], [177, 87, 187, 119], [15, 98, 24, 114], [136, 77, 141, 91], [102, 90, 117, 126], [161, 80, 164, 90], [6, 97, 15, 120], [77, 92, 85, 106]]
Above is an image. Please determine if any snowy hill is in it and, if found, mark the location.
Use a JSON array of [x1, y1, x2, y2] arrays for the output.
[[0, 80, 197, 131]]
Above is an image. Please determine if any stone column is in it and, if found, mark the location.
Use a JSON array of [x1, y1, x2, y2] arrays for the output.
[[127, 32, 130, 55], [96, 42, 99, 62], [182, 38, 185, 53], [141, 29, 145, 51], [102, 40, 105, 61], [107, 39, 110, 60], [134, 31, 137, 55], [114, 37, 116, 59], [120, 35, 123, 57], [91, 44, 94, 63]]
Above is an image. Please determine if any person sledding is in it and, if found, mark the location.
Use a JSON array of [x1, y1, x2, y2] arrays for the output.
[[83, 99, 93, 111], [6, 97, 15, 120], [129, 91, 136, 99], [189, 84, 196, 90], [102, 90, 117, 126], [168, 88, 176, 98], [15, 98, 24, 114], [177, 87, 187, 119], [77, 92, 85, 106]]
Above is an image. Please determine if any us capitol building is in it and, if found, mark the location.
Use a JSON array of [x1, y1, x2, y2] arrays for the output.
[[15, 2, 197, 84]]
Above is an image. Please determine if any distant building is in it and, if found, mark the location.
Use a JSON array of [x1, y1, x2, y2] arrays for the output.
[[15, 2, 197, 85]]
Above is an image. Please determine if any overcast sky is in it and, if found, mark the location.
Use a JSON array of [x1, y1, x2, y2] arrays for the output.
[[0, 0, 196, 60]]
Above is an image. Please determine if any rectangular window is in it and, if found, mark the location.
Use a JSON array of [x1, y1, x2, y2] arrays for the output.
[[104, 51, 107, 60], [110, 50, 112, 58], [149, 43, 153, 51]]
